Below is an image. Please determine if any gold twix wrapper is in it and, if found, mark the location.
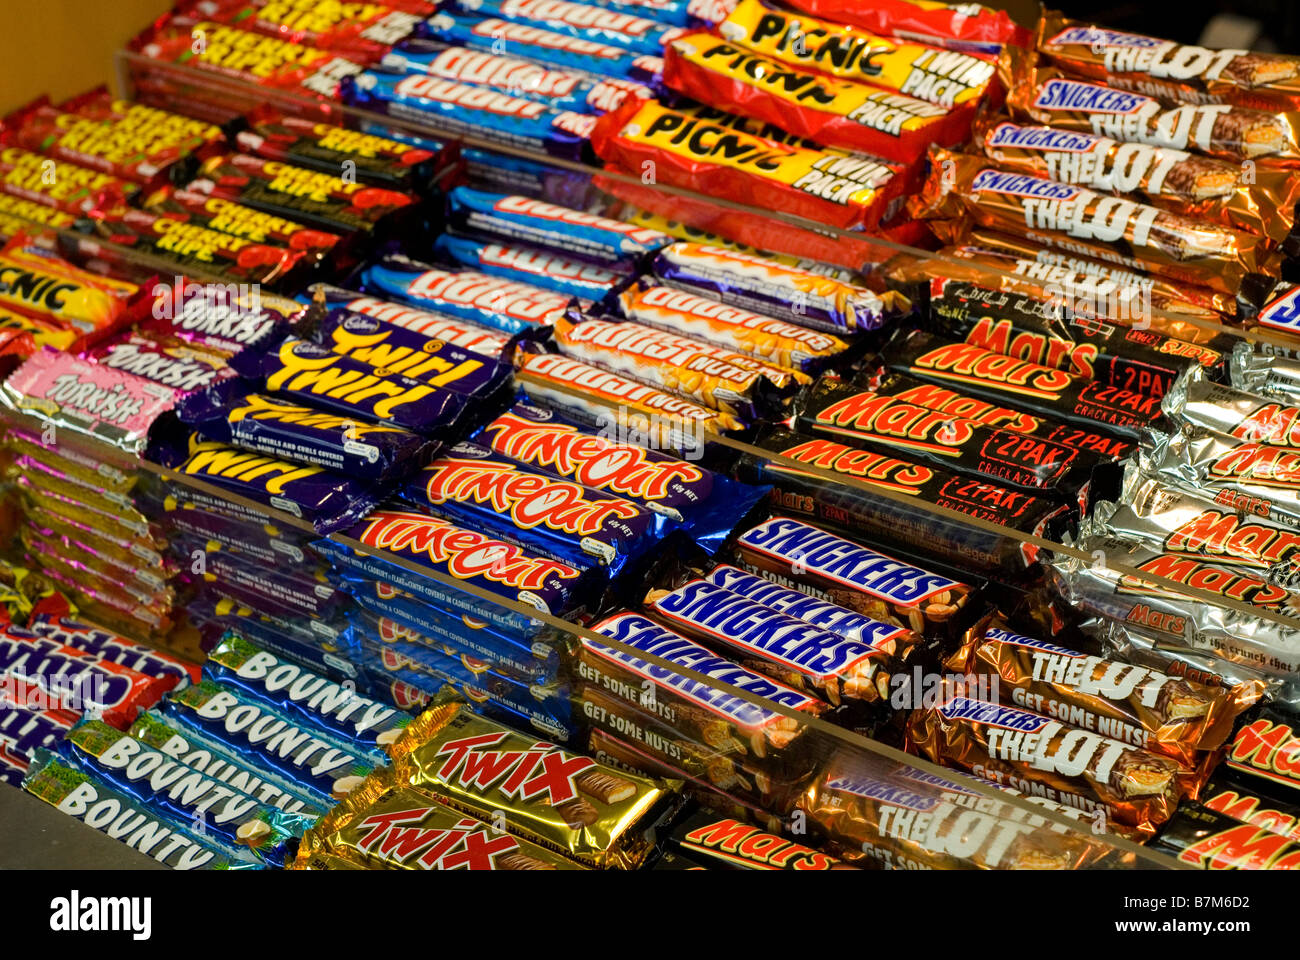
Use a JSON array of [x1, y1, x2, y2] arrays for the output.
[[388, 694, 680, 868], [294, 769, 588, 870]]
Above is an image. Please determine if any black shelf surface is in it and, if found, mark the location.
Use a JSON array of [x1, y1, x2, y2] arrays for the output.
[[0, 785, 167, 870]]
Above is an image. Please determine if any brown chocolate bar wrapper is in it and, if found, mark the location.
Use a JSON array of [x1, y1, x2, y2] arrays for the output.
[[584, 727, 787, 835], [296, 771, 588, 870], [907, 689, 1188, 829], [1002, 48, 1300, 165], [735, 424, 1074, 574], [729, 516, 979, 646], [875, 328, 1170, 443], [575, 681, 813, 814], [577, 612, 831, 780], [911, 147, 1278, 296], [1223, 705, 1300, 800], [894, 269, 1232, 397], [856, 368, 1137, 460], [1038, 12, 1300, 114], [387, 693, 678, 869], [790, 375, 1122, 505], [976, 114, 1300, 244], [898, 230, 1237, 332], [945, 624, 1256, 768], [800, 755, 1131, 868], [666, 808, 855, 870]]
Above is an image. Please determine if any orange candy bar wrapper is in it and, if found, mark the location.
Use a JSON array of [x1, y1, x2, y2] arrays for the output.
[[906, 686, 1192, 832], [1002, 48, 1300, 166], [515, 350, 742, 445], [1037, 11, 1300, 114], [945, 625, 1261, 769], [600, 175, 929, 272], [783, 0, 1031, 54], [975, 115, 1300, 245], [663, 30, 973, 161], [551, 313, 778, 422], [904, 228, 1237, 330], [909, 146, 1278, 297], [717, 0, 999, 110], [799, 757, 1131, 869]]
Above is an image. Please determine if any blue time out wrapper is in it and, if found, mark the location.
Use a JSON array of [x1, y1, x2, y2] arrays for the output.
[[420, 11, 665, 83], [379, 39, 651, 114], [401, 440, 675, 576], [474, 398, 769, 550], [434, 233, 626, 302], [343, 613, 574, 740], [153, 433, 381, 535], [360, 253, 580, 334], [228, 335, 469, 436], [340, 70, 593, 162], [446, 185, 673, 267], [446, 0, 683, 56], [60, 717, 311, 868], [337, 572, 567, 682], [157, 680, 374, 812], [323, 506, 602, 626], [306, 307, 513, 399], [178, 389, 433, 482], [203, 632, 411, 767]]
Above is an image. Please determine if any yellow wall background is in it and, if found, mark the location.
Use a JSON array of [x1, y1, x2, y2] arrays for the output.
[[0, 0, 170, 114]]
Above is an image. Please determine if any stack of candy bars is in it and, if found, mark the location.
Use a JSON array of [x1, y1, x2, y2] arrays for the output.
[[2, 600, 198, 788], [20, 631, 404, 868], [3, 0, 1300, 872], [0, 89, 454, 290]]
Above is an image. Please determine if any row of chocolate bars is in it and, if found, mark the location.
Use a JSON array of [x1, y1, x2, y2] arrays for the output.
[[116, 0, 1300, 302], [0, 0, 1298, 870]]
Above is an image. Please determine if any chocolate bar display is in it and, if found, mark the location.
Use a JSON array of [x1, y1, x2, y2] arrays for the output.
[[734, 425, 1073, 574], [874, 328, 1171, 444], [907, 690, 1188, 831], [910, 148, 1277, 296], [790, 375, 1123, 502], [18, 0, 1300, 880]]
